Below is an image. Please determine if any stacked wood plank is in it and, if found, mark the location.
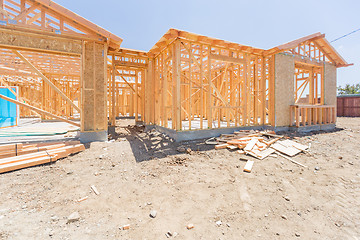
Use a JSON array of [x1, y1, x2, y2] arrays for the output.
[[211, 130, 309, 161], [0, 141, 85, 174]]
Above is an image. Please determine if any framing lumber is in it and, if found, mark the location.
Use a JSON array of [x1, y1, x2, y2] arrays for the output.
[[12, 50, 80, 112], [0, 93, 80, 127], [0, 28, 82, 56]]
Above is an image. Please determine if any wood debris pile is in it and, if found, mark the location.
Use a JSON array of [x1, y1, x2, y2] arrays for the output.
[[208, 130, 309, 162], [0, 141, 85, 174]]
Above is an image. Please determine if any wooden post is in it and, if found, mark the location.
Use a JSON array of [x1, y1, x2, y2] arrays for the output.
[[309, 67, 314, 105], [141, 70, 145, 122], [135, 71, 139, 121], [254, 57, 258, 125], [207, 46, 212, 129], [172, 40, 181, 130], [163, 61, 168, 128], [260, 57, 266, 125], [189, 43, 192, 130], [111, 54, 116, 126], [243, 54, 248, 126], [320, 67, 325, 105], [200, 44, 204, 129], [268, 56, 275, 126]]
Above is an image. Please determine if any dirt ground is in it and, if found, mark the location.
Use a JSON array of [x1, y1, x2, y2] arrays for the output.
[[0, 117, 359, 240]]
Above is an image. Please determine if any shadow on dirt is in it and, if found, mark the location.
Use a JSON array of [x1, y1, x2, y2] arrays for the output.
[[109, 118, 345, 163], [110, 124, 214, 163]]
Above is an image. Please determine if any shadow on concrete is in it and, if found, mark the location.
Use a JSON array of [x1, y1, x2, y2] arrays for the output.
[[277, 126, 344, 139]]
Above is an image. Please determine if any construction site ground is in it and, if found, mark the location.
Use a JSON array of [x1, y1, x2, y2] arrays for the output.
[[0, 117, 359, 240]]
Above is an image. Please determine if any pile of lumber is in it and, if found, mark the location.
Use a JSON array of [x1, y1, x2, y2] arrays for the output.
[[210, 130, 309, 161], [0, 141, 85, 174]]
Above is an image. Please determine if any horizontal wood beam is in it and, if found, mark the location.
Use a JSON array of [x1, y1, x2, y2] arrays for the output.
[[0, 28, 82, 56], [294, 55, 323, 67], [209, 53, 245, 65], [114, 60, 147, 69], [0, 93, 80, 127]]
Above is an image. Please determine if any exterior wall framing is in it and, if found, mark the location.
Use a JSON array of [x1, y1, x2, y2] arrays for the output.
[[0, 0, 350, 142]]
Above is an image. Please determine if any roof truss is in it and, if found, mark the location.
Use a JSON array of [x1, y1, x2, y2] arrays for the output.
[[0, 0, 122, 49]]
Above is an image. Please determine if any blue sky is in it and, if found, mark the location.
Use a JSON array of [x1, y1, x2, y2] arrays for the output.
[[56, 0, 359, 87]]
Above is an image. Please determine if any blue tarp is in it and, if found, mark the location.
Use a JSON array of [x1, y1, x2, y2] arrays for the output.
[[0, 87, 18, 128]]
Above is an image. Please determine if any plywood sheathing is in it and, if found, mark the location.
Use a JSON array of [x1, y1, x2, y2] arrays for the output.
[[81, 41, 107, 132], [0, 28, 82, 56], [324, 63, 337, 107], [274, 53, 295, 127]]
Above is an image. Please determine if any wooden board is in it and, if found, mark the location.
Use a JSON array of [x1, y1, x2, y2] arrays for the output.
[[279, 139, 308, 151], [0, 155, 56, 174], [244, 139, 258, 151], [249, 148, 276, 160], [0, 143, 85, 173], [243, 160, 254, 173], [271, 142, 301, 157]]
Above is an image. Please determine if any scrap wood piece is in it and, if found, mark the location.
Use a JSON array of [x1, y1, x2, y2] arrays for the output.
[[271, 142, 301, 157], [260, 131, 284, 139], [279, 139, 308, 151], [243, 160, 254, 173], [247, 148, 276, 160], [244, 138, 258, 151], [227, 145, 238, 150], [227, 139, 248, 145], [261, 137, 281, 146], [77, 196, 89, 202], [215, 143, 229, 150], [205, 137, 219, 145], [0, 154, 58, 174], [256, 141, 267, 150], [91, 185, 100, 195], [277, 152, 307, 168]]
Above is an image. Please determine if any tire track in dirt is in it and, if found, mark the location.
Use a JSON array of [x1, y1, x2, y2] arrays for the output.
[[334, 175, 360, 239]]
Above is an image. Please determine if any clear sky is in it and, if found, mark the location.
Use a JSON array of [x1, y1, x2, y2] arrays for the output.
[[56, 0, 359, 87]]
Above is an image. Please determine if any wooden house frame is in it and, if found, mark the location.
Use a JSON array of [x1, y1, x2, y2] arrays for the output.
[[0, 1, 351, 142], [118, 29, 350, 137], [0, 0, 121, 142]]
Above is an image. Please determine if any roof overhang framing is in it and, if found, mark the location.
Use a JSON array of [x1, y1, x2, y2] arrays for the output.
[[0, 0, 122, 50], [148, 29, 351, 69]]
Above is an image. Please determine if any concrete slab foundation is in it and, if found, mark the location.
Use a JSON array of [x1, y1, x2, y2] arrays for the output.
[[146, 125, 273, 142], [145, 124, 337, 142], [290, 124, 336, 133], [79, 130, 108, 143]]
